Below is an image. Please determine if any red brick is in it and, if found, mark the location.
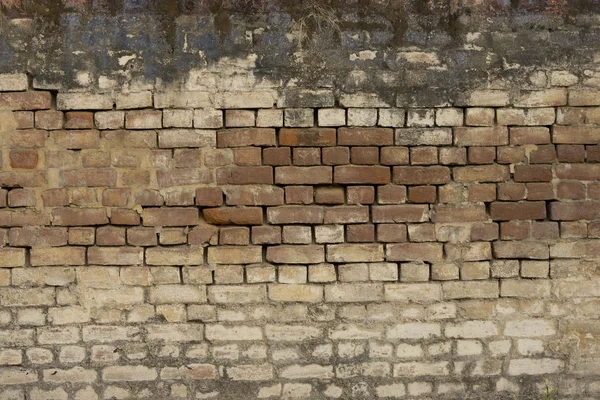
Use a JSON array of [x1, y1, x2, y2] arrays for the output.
[[557, 181, 585, 200], [285, 186, 313, 204], [263, 147, 291, 165], [556, 164, 600, 181], [220, 226, 250, 245], [314, 187, 345, 204], [468, 184, 496, 202], [347, 224, 375, 242], [188, 224, 219, 245], [410, 147, 437, 165], [110, 209, 141, 225], [102, 188, 129, 207], [498, 183, 527, 201], [552, 126, 600, 144], [54, 130, 100, 149], [490, 201, 546, 221], [322, 147, 350, 165], [252, 226, 282, 244], [408, 186, 436, 203], [454, 126, 508, 146], [216, 166, 273, 185], [500, 221, 530, 240], [62, 169, 117, 187], [35, 110, 63, 130], [196, 188, 223, 207], [433, 204, 486, 223], [529, 145, 556, 164], [203, 207, 262, 225], [42, 189, 69, 207], [377, 224, 407, 242], [386, 243, 443, 262], [471, 223, 498, 241], [509, 127, 550, 145], [351, 147, 379, 165], [338, 127, 393, 146], [393, 166, 450, 185], [372, 205, 429, 223], [526, 183, 555, 200], [468, 147, 495, 164], [52, 208, 108, 226], [9, 150, 38, 169], [142, 208, 199, 227], [324, 206, 369, 224], [454, 165, 509, 183], [377, 185, 407, 204], [347, 186, 374, 205], [7, 189, 35, 207], [218, 128, 276, 147], [224, 186, 283, 206], [234, 147, 261, 166], [380, 147, 409, 165], [550, 202, 600, 221], [10, 129, 46, 148], [275, 166, 332, 185], [64, 111, 94, 129], [267, 206, 324, 224], [96, 226, 126, 246], [0, 92, 52, 110], [293, 148, 321, 165], [127, 227, 158, 246], [279, 128, 337, 147]]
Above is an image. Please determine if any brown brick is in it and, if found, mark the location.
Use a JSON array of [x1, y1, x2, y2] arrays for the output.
[[0, 209, 50, 227], [490, 201, 546, 221], [285, 186, 313, 204], [315, 187, 345, 204], [101, 189, 129, 207], [497, 146, 526, 164], [386, 243, 443, 262], [9, 149, 39, 169], [380, 146, 409, 165], [324, 206, 369, 224], [125, 110, 162, 129], [267, 245, 324, 264], [531, 221, 559, 240], [347, 224, 375, 242], [224, 186, 283, 206], [377, 185, 407, 204], [468, 183, 496, 202], [468, 147, 495, 164], [11, 129, 47, 148], [471, 223, 498, 241], [529, 145, 556, 164], [393, 166, 450, 185], [88, 247, 144, 265], [252, 226, 282, 244], [372, 205, 429, 223], [157, 169, 212, 187], [263, 148, 291, 165], [111, 209, 141, 225], [514, 165, 553, 182], [7, 189, 35, 207], [454, 165, 509, 183], [31, 247, 85, 266], [52, 208, 108, 226], [293, 147, 321, 165], [454, 126, 508, 146], [275, 166, 332, 185], [188, 224, 219, 245], [216, 166, 273, 185], [234, 147, 261, 166], [433, 204, 486, 223], [322, 147, 349, 165], [13, 111, 34, 129], [556, 164, 600, 181], [279, 128, 336, 147], [439, 148, 466, 165], [0, 171, 46, 188], [500, 221, 530, 240], [9, 227, 67, 247], [267, 206, 323, 224], [550, 202, 600, 221], [65, 112, 94, 129], [82, 151, 111, 168], [526, 183, 555, 200], [338, 127, 393, 146], [217, 128, 276, 147], [173, 149, 202, 168], [142, 208, 199, 227], [134, 190, 164, 206], [332, 165, 390, 185], [220, 227, 250, 245], [347, 186, 374, 205], [203, 207, 262, 225], [377, 224, 407, 242], [193, 187, 222, 207], [69, 227, 95, 245], [0, 92, 52, 110], [410, 147, 437, 165], [557, 181, 585, 200], [498, 183, 527, 201], [35, 110, 63, 130], [408, 186, 436, 203], [63, 169, 117, 187], [509, 127, 550, 145], [351, 147, 379, 164], [127, 228, 158, 246], [466, 107, 494, 126], [494, 241, 549, 259], [588, 145, 600, 163], [553, 126, 600, 144], [96, 226, 126, 246], [54, 130, 100, 149]]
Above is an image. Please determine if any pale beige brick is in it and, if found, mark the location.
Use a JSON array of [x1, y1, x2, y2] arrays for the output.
[[387, 323, 441, 339], [384, 283, 441, 302], [246, 264, 276, 283], [208, 246, 262, 264], [208, 285, 267, 304], [146, 246, 204, 266], [214, 265, 244, 284], [325, 283, 383, 302], [308, 264, 337, 282], [507, 359, 563, 375], [445, 321, 498, 338], [102, 365, 158, 381], [226, 364, 274, 381], [0, 349, 22, 366], [500, 280, 550, 298], [339, 263, 369, 282], [43, 366, 96, 383], [205, 324, 262, 341], [442, 281, 499, 299], [393, 361, 448, 377], [37, 326, 80, 344], [269, 284, 323, 302], [146, 324, 203, 342], [278, 266, 307, 284], [149, 285, 207, 304], [0, 248, 25, 267]]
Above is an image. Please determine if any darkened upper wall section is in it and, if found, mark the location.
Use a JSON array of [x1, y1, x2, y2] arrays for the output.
[[1, 0, 599, 102]]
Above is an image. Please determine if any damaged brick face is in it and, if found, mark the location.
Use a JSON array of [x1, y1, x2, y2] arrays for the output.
[[1, 2, 600, 400]]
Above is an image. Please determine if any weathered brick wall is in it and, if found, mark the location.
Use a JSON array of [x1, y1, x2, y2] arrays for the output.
[[1, 1, 600, 399]]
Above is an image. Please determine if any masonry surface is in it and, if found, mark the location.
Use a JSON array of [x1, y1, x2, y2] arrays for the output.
[[0, 1, 600, 399]]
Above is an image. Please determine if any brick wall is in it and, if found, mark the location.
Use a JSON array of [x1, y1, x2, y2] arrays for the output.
[[1, 70, 600, 398]]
